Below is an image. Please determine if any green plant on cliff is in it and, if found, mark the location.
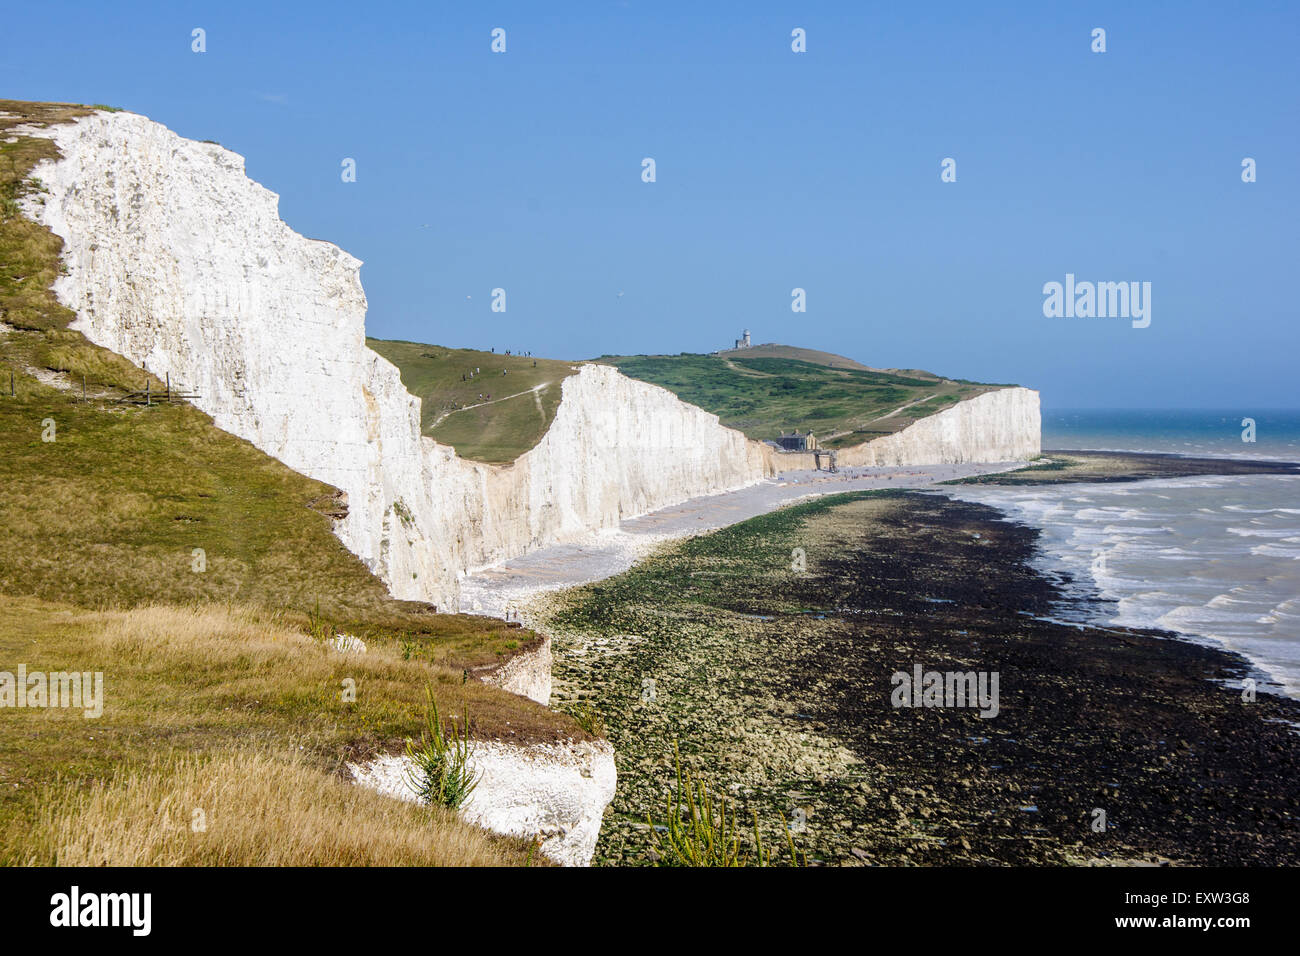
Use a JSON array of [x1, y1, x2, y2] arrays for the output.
[[404, 689, 480, 810], [567, 698, 606, 738], [305, 601, 334, 644], [648, 742, 805, 867]]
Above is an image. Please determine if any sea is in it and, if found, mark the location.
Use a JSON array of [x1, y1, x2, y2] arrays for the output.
[[946, 410, 1300, 699]]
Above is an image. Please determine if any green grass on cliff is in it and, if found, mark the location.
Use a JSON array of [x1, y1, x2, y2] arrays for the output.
[[599, 350, 1003, 449], [367, 338, 579, 464], [0, 596, 556, 866], [0, 101, 579, 865], [0, 102, 543, 662], [373, 336, 1014, 461]]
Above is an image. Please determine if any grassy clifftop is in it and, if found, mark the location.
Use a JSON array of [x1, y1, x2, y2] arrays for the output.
[[601, 349, 1009, 449], [0, 101, 577, 865], [373, 336, 1016, 461], [368, 338, 579, 464]]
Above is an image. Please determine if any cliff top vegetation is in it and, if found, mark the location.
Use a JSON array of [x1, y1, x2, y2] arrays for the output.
[[368, 338, 579, 464], [599, 349, 1011, 449], [373, 335, 1020, 461], [1, 100, 579, 865]]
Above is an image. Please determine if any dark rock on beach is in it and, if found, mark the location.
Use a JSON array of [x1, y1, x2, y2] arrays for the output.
[[541, 488, 1300, 866]]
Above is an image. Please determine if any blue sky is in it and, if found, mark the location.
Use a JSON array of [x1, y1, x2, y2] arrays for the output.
[[6, 1, 1297, 408]]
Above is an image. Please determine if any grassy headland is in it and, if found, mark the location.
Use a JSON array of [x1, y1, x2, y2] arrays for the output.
[[368, 336, 1015, 462], [367, 338, 579, 463], [600, 349, 1004, 448], [21, 748, 544, 866], [1, 597, 555, 865]]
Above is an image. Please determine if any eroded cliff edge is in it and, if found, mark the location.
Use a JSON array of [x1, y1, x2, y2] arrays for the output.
[[772, 386, 1041, 471], [25, 109, 1040, 619], [20, 107, 1040, 865], [26, 110, 1040, 615], [25, 110, 771, 613]]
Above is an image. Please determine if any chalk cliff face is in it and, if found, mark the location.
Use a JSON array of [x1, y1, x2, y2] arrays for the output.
[[26, 110, 1039, 613], [772, 387, 1041, 471], [349, 739, 617, 867], [26, 110, 770, 611], [23, 108, 1039, 865], [411, 363, 773, 607], [477, 635, 553, 705], [843, 387, 1040, 466]]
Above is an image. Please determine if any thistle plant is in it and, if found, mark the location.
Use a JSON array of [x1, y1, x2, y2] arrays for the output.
[[404, 689, 479, 811]]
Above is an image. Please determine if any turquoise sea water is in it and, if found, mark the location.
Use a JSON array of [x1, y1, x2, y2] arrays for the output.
[[1043, 408, 1300, 462], [950, 410, 1300, 699]]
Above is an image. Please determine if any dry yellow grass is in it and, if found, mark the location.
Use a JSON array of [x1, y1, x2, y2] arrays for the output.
[[73, 601, 572, 745], [2, 101, 553, 682], [20, 748, 542, 866], [0, 596, 577, 865], [89, 601, 425, 675], [0, 100, 579, 866]]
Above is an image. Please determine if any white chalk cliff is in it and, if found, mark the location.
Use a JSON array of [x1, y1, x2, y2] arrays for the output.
[[350, 740, 616, 868], [843, 387, 1040, 466], [25, 110, 772, 613], [26, 111, 1039, 614], [773, 387, 1041, 471], [26, 111, 1039, 617], [24, 106, 1043, 614], [23, 107, 1039, 866]]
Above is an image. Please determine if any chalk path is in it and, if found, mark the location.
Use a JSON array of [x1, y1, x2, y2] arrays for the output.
[[459, 459, 1030, 619], [429, 382, 550, 427]]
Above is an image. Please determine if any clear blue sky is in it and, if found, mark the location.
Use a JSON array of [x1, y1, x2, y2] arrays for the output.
[[6, 1, 1297, 408]]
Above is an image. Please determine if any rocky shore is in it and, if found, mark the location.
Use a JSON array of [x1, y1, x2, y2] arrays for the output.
[[952, 449, 1300, 485], [535, 488, 1300, 866]]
